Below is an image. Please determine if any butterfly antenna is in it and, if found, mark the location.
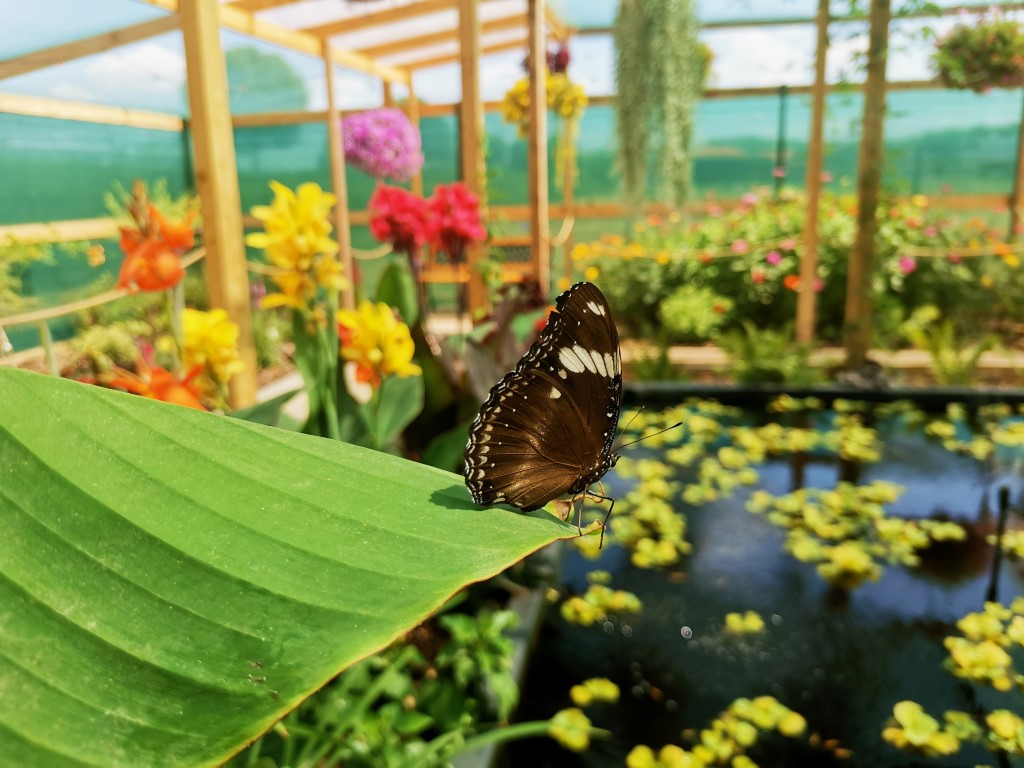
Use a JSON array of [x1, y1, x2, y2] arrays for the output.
[[617, 405, 646, 436], [617, 421, 684, 451]]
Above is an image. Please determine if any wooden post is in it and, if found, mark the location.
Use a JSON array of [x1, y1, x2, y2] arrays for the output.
[[407, 80, 425, 198], [527, 0, 550, 297], [323, 40, 356, 311], [458, 0, 487, 317], [843, 0, 891, 370], [383, 81, 395, 108], [796, 0, 829, 344], [1009, 89, 1024, 241], [562, 147, 576, 287], [179, 0, 257, 408]]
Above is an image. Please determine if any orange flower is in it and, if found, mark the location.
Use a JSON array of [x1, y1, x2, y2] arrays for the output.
[[150, 204, 197, 251], [117, 237, 185, 292], [784, 274, 802, 291], [102, 362, 206, 410]]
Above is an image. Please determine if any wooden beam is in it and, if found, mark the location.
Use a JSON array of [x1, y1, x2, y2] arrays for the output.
[[303, 0, 455, 37], [357, 13, 527, 59], [231, 0, 301, 12], [323, 43, 356, 311], [459, 0, 487, 316], [574, 2, 1024, 35], [405, 36, 528, 71], [406, 82, 424, 197], [180, 0, 258, 408], [0, 218, 119, 244], [0, 92, 184, 130], [844, 0, 891, 370], [796, 0, 829, 345], [140, 0, 410, 84], [527, 0, 550, 296], [1010, 90, 1024, 241], [0, 16, 179, 81], [544, 3, 571, 41]]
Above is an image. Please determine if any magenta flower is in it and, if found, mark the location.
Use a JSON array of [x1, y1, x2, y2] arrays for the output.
[[740, 192, 758, 206], [780, 238, 796, 251], [813, 278, 824, 292], [765, 250, 782, 265], [342, 108, 424, 182], [820, 171, 833, 183], [731, 239, 750, 254], [772, 166, 786, 178], [425, 182, 487, 261], [707, 204, 723, 217], [923, 225, 938, 238], [898, 256, 917, 275]]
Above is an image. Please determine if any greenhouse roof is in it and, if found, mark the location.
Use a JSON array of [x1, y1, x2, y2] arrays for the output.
[[2, 0, 1022, 117]]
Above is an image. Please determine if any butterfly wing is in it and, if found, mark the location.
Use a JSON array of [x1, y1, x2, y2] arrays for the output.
[[465, 282, 622, 511]]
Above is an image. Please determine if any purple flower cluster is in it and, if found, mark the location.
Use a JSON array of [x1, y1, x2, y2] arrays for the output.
[[342, 108, 424, 183]]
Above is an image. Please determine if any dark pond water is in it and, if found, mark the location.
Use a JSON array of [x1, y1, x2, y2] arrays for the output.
[[504, 410, 1024, 767]]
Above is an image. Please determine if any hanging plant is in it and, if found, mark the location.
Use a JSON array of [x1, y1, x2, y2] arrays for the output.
[[500, 72, 588, 187], [342, 108, 424, 183], [932, 12, 1024, 93], [614, 0, 705, 206]]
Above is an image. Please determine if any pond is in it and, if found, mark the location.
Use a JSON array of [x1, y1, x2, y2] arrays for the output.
[[505, 399, 1024, 767]]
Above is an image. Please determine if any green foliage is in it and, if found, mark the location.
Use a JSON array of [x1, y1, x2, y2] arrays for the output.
[[626, 696, 811, 767], [104, 177, 198, 225], [747, 481, 966, 590], [658, 283, 734, 342], [719, 321, 821, 386], [226, 46, 308, 114], [614, 0, 703, 205], [69, 319, 151, 372], [377, 259, 421, 326], [588, 191, 1019, 346], [900, 304, 994, 385], [0, 366, 575, 765], [933, 12, 1024, 92], [0, 238, 52, 315]]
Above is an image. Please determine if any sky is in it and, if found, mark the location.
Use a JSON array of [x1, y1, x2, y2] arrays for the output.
[[2, 1, 1022, 115]]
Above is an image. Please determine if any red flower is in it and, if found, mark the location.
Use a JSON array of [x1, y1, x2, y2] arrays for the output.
[[751, 268, 767, 284], [368, 184, 430, 256], [784, 274, 802, 291], [425, 182, 487, 261]]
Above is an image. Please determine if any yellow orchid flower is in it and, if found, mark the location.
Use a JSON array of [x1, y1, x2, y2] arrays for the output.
[[337, 301, 422, 391]]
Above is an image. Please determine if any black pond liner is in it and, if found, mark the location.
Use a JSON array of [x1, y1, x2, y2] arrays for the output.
[[502, 386, 1024, 768]]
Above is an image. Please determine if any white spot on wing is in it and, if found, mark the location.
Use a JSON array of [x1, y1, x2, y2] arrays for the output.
[[572, 344, 598, 374], [604, 352, 616, 376], [591, 350, 608, 376], [558, 369, 568, 379], [549, 387, 561, 399], [587, 300, 605, 316], [559, 346, 586, 373]]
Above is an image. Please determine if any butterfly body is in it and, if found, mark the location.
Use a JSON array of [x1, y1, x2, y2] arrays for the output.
[[464, 282, 622, 513]]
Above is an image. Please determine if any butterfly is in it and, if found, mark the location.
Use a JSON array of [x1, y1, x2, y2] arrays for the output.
[[464, 282, 622, 537]]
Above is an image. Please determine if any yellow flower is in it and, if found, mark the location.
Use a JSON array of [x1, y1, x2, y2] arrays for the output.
[[548, 708, 592, 752], [556, 276, 572, 291], [584, 266, 600, 281], [981, 274, 995, 288], [337, 301, 421, 390], [246, 181, 344, 310], [182, 308, 243, 385], [1003, 252, 1020, 268], [86, 244, 106, 267], [911, 194, 929, 208]]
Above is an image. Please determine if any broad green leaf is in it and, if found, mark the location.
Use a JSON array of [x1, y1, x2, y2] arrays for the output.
[[0, 368, 575, 766], [376, 259, 420, 325], [372, 374, 424, 451]]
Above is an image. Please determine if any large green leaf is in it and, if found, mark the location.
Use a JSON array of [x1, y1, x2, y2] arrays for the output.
[[0, 368, 575, 766]]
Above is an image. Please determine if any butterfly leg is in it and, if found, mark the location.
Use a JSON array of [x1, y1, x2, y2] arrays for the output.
[[584, 490, 616, 550]]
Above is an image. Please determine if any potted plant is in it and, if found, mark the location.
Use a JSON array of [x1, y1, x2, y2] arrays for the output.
[[932, 11, 1024, 93]]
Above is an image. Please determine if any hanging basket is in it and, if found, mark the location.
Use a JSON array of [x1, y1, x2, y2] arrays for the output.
[[932, 15, 1024, 93]]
